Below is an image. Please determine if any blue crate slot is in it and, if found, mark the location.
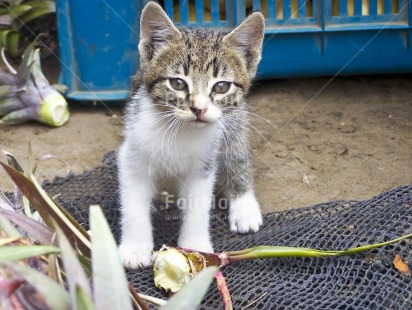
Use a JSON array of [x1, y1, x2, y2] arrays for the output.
[[56, 0, 412, 101]]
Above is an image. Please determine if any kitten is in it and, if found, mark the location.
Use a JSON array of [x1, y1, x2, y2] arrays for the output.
[[118, 2, 265, 268]]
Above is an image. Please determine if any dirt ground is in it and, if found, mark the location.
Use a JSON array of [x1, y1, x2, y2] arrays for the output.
[[0, 74, 411, 213]]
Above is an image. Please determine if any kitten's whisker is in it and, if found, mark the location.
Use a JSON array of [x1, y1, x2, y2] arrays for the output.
[[217, 117, 249, 160], [152, 116, 177, 157], [224, 114, 271, 147], [140, 114, 174, 140], [161, 116, 180, 153], [171, 119, 183, 150], [137, 110, 173, 119], [216, 120, 233, 159], [223, 116, 250, 158], [223, 106, 279, 130]]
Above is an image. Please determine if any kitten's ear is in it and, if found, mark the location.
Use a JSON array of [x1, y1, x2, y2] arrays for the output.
[[139, 2, 181, 64], [223, 12, 265, 78]]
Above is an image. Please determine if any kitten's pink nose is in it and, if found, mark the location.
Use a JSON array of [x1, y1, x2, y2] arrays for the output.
[[190, 107, 208, 119]]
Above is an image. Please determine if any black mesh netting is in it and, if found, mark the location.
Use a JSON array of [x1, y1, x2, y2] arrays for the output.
[[42, 152, 412, 309]]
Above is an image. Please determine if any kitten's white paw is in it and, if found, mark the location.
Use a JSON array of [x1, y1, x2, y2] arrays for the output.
[[118, 242, 153, 269], [178, 236, 214, 253], [229, 191, 263, 233]]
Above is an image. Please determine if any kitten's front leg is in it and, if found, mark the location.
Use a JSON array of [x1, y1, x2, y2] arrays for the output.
[[177, 172, 215, 253], [229, 189, 262, 233], [221, 119, 263, 233], [118, 146, 155, 268]]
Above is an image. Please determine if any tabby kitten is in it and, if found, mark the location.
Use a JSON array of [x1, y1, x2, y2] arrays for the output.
[[118, 2, 265, 268]]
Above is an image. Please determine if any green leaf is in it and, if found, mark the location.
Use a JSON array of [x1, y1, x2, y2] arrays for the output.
[[89, 205, 133, 310], [77, 252, 92, 278], [8, 4, 32, 18], [55, 224, 93, 310], [0, 105, 38, 124], [0, 214, 21, 238], [10, 0, 26, 7], [138, 294, 167, 307], [0, 85, 18, 98], [48, 252, 62, 284], [4, 261, 70, 310], [0, 8, 10, 16], [23, 0, 55, 9], [0, 29, 10, 46], [0, 162, 91, 256], [29, 46, 49, 85], [15, 2, 55, 29], [0, 97, 25, 116], [6, 30, 18, 56], [16, 40, 36, 86], [0, 245, 60, 262], [161, 267, 218, 310], [75, 285, 95, 310]]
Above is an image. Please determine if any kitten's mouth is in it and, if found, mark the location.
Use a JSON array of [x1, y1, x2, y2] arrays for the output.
[[190, 118, 210, 126], [192, 118, 206, 123]]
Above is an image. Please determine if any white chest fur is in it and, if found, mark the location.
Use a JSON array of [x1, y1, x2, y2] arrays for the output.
[[124, 92, 220, 177]]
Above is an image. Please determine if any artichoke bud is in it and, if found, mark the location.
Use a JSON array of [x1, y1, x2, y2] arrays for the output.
[[152, 245, 208, 293]]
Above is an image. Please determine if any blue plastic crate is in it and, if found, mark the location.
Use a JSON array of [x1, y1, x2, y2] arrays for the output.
[[56, 0, 141, 100], [56, 0, 412, 101]]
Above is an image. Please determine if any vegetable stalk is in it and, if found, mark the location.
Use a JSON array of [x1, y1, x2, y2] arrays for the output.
[[0, 43, 69, 126], [153, 232, 412, 294]]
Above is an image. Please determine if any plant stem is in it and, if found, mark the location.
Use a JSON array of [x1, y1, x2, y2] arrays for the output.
[[225, 232, 412, 263], [215, 270, 233, 310], [138, 293, 167, 306]]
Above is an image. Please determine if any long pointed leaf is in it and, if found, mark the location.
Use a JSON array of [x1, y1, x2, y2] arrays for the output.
[[5, 152, 25, 214], [0, 245, 60, 261], [32, 153, 70, 175], [161, 267, 218, 310], [55, 224, 92, 309], [48, 253, 61, 283], [4, 262, 70, 310], [0, 162, 91, 256], [15, 3, 55, 28], [0, 208, 54, 244], [0, 97, 26, 116], [16, 40, 36, 86], [75, 285, 95, 310], [0, 214, 21, 238], [6, 29, 18, 57], [0, 66, 16, 84], [0, 29, 10, 46], [0, 47, 16, 74], [4, 151, 24, 173], [23, 0, 55, 8], [29, 172, 91, 252], [90, 205, 133, 310], [7, 4, 32, 17], [0, 84, 19, 98], [30, 47, 49, 85], [0, 190, 14, 211]]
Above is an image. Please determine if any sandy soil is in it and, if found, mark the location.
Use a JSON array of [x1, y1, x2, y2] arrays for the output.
[[0, 74, 411, 213]]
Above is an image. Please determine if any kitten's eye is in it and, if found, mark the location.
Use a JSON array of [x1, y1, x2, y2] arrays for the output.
[[169, 78, 187, 91], [213, 81, 231, 94]]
